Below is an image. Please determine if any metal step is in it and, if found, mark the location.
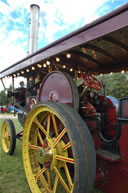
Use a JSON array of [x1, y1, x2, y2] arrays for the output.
[[96, 148, 121, 162]]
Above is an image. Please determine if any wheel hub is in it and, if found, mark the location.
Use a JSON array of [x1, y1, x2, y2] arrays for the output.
[[37, 147, 53, 164], [37, 137, 68, 170]]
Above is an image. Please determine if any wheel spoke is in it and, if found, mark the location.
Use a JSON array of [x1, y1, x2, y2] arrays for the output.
[[54, 166, 70, 193], [46, 114, 51, 138], [53, 128, 66, 147], [38, 131, 45, 148], [5, 125, 8, 132], [46, 170, 51, 190], [63, 142, 71, 151], [7, 132, 11, 137], [51, 113, 59, 136], [53, 175, 58, 193], [6, 132, 10, 140], [6, 141, 10, 148], [34, 167, 46, 180], [28, 143, 41, 150], [5, 128, 8, 138], [64, 163, 73, 190], [34, 118, 47, 135], [55, 155, 74, 164]]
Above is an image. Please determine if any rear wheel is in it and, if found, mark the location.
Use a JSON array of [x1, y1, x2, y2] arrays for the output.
[[22, 102, 90, 193], [1, 119, 16, 155]]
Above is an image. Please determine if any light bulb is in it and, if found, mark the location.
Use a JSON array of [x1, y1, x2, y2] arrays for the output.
[[46, 61, 50, 65], [43, 63, 47, 68], [66, 53, 71, 58], [37, 64, 42, 68], [26, 69, 29, 72], [56, 57, 60, 62]]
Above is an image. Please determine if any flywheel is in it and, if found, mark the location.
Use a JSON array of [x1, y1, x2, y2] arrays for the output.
[[38, 71, 79, 111]]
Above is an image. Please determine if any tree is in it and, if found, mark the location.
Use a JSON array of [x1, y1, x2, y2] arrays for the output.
[[0, 90, 9, 105], [98, 72, 128, 100]]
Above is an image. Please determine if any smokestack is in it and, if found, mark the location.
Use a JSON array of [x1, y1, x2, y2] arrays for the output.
[[28, 4, 40, 54]]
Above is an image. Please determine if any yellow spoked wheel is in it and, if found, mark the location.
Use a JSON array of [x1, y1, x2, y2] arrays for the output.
[[23, 102, 88, 193], [1, 119, 16, 155]]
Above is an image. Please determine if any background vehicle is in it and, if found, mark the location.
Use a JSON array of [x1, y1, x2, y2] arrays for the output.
[[0, 106, 9, 113], [9, 106, 20, 113], [0, 3, 128, 193]]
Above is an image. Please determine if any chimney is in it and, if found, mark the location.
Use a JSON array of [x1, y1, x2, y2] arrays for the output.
[[28, 4, 40, 54]]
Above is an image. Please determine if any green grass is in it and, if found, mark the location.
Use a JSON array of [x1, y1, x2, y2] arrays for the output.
[[0, 118, 31, 193], [0, 112, 10, 115], [0, 118, 102, 193]]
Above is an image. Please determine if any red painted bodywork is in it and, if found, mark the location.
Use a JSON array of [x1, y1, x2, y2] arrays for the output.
[[93, 98, 128, 193], [95, 124, 128, 193]]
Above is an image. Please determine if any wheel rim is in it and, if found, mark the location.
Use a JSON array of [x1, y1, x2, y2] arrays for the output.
[[23, 104, 78, 193], [1, 121, 11, 153]]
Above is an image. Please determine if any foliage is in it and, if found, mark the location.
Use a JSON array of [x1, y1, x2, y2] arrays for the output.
[[0, 90, 9, 106], [98, 72, 128, 100]]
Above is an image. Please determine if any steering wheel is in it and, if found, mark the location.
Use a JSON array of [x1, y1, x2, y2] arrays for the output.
[[81, 72, 102, 90]]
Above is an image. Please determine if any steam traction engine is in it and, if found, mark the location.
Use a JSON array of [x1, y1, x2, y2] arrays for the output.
[[1, 3, 128, 193]]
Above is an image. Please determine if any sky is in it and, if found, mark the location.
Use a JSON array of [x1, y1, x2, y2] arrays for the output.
[[0, 0, 128, 89]]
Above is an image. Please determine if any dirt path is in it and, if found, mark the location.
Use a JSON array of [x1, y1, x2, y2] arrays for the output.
[[0, 114, 17, 119]]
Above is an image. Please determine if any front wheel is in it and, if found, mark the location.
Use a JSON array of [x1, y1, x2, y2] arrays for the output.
[[22, 102, 94, 193], [1, 119, 16, 155]]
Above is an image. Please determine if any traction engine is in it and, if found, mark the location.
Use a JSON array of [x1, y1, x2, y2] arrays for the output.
[[1, 70, 128, 193], [1, 2, 128, 192]]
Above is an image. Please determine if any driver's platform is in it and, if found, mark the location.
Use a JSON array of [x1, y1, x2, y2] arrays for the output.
[[96, 148, 121, 162]]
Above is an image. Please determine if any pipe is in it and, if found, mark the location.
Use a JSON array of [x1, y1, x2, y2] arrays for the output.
[[1, 78, 6, 90], [28, 4, 40, 54]]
